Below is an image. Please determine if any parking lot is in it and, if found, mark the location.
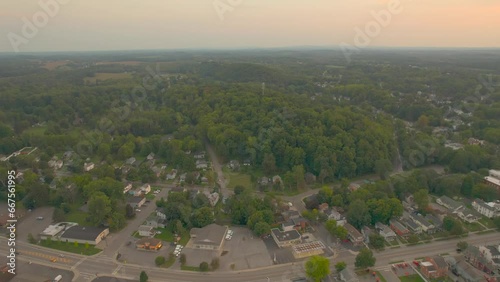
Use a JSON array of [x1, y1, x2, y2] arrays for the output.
[[262, 235, 296, 264], [218, 227, 272, 271], [116, 239, 175, 267], [11, 260, 74, 282], [180, 227, 273, 271], [15, 206, 55, 242]]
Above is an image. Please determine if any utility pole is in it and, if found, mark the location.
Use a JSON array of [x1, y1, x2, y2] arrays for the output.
[[262, 82, 265, 96]]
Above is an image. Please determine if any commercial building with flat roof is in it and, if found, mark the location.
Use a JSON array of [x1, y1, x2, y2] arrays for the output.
[[271, 228, 301, 248], [188, 224, 227, 253], [60, 226, 109, 245]]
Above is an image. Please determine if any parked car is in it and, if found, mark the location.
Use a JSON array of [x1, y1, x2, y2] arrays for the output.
[[36, 216, 44, 220], [135, 209, 141, 212]]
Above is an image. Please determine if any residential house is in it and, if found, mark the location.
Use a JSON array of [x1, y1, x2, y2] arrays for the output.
[[456, 208, 480, 223], [201, 176, 208, 184], [472, 199, 500, 219], [272, 175, 283, 187], [123, 183, 132, 194], [205, 192, 220, 207], [132, 188, 143, 197], [48, 158, 64, 170], [483, 170, 500, 191], [147, 152, 155, 160], [189, 224, 228, 254], [282, 210, 301, 221], [374, 222, 397, 241], [271, 228, 302, 248], [140, 184, 151, 194], [144, 215, 167, 229], [243, 159, 251, 166], [258, 177, 271, 186], [402, 218, 422, 234], [179, 173, 187, 182], [166, 169, 178, 180], [83, 162, 95, 172], [282, 220, 295, 232], [489, 169, 500, 179], [410, 213, 436, 234], [127, 196, 145, 208], [420, 256, 449, 279], [436, 196, 463, 212], [151, 166, 163, 178], [228, 160, 240, 171], [318, 203, 329, 213], [156, 208, 167, 220], [325, 209, 343, 221], [63, 151, 73, 159], [125, 157, 136, 166], [425, 214, 443, 231], [136, 238, 162, 251], [138, 225, 155, 237], [480, 244, 500, 267], [193, 151, 205, 159], [344, 223, 364, 246], [464, 245, 499, 276], [291, 217, 308, 231], [361, 226, 375, 244], [196, 160, 208, 169], [340, 268, 359, 282], [447, 257, 488, 282], [390, 219, 410, 237]]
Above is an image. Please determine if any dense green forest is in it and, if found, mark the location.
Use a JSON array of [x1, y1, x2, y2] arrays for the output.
[[0, 49, 499, 230]]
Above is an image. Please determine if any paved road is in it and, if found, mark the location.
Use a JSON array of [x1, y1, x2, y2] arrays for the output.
[[3, 229, 498, 282], [206, 143, 231, 198], [101, 186, 171, 258]]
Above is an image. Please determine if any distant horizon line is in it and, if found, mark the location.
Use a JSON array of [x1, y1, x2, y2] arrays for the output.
[[1, 45, 500, 55]]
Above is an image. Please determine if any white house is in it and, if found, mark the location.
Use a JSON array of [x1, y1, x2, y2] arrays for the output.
[[123, 183, 132, 194], [140, 184, 151, 194], [138, 225, 155, 237], [196, 160, 208, 169], [472, 199, 500, 218], [84, 162, 95, 172]]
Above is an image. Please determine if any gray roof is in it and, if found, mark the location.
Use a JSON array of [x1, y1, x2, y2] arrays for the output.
[[402, 219, 420, 231], [60, 226, 107, 241], [411, 214, 433, 228], [190, 224, 227, 246], [340, 268, 359, 282], [127, 196, 144, 204], [431, 256, 447, 269], [438, 196, 462, 210], [271, 228, 301, 242], [425, 214, 442, 227]]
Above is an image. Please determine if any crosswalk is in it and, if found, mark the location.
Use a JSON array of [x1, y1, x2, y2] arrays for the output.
[[20, 250, 72, 263], [79, 272, 96, 281]]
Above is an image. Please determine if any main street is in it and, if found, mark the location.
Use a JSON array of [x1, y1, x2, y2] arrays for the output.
[[3, 230, 499, 282]]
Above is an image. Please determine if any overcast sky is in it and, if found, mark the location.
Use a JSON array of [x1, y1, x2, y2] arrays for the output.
[[1, 0, 499, 52]]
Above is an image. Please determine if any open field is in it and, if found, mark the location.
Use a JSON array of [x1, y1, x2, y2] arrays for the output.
[[42, 60, 70, 70]]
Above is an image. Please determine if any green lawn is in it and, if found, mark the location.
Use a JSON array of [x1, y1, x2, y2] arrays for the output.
[[479, 217, 496, 229], [224, 168, 253, 189], [65, 210, 92, 226], [181, 265, 201, 271], [154, 226, 190, 245], [146, 193, 156, 200], [399, 274, 425, 282], [161, 255, 176, 268], [375, 271, 388, 282], [40, 239, 101, 255], [464, 222, 484, 232]]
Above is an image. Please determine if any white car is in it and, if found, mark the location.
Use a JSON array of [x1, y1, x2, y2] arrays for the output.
[[135, 209, 141, 212], [228, 230, 233, 235]]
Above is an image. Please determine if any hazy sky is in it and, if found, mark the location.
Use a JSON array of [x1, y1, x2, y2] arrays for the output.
[[1, 0, 499, 52]]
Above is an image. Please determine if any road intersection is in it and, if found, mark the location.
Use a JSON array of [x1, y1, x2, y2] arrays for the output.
[[3, 229, 499, 281]]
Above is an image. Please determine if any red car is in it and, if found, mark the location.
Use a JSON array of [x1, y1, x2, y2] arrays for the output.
[[413, 261, 420, 267]]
